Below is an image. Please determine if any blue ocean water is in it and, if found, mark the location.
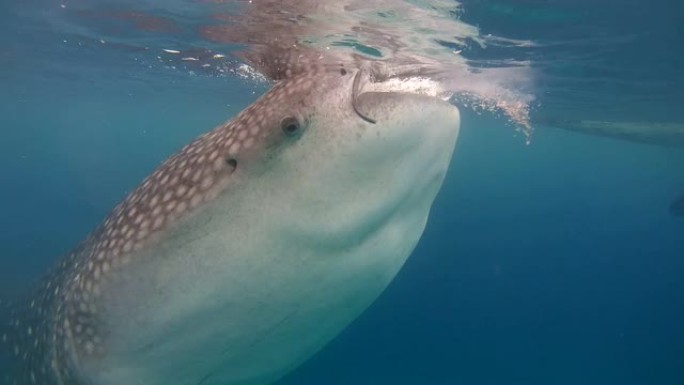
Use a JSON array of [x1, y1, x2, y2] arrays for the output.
[[1, 0, 683, 384]]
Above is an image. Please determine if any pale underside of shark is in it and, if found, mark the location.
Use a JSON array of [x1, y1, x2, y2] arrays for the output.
[[1, 41, 461, 385]]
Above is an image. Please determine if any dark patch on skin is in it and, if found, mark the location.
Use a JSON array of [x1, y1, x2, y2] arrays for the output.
[[226, 158, 238, 172]]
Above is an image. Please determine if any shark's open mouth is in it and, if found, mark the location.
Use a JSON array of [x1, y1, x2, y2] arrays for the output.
[[352, 69, 377, 124], [350, 62, 453, 125]]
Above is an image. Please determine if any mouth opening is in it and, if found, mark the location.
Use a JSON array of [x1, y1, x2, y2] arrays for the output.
[[352, 70, 377, 125], [350, 62, 452, 125]]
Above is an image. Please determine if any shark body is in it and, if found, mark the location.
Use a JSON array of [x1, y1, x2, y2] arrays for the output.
[[1, 50, 460, 385]]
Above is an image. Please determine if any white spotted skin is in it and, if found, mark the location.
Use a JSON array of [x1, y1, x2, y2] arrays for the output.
[[1, 66, 460, 385]]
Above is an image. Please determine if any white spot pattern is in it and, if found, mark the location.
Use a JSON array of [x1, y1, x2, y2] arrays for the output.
[[0, 53, 342, 385]]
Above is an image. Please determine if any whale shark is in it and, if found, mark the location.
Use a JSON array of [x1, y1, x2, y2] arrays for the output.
[[0, 47, 460, 385]]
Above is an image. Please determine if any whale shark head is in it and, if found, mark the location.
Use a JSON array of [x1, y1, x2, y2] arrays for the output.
[[2, 56, 460, 385]]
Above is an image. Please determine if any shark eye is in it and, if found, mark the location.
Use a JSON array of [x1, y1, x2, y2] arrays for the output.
[[280, 116, 301, 136]]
